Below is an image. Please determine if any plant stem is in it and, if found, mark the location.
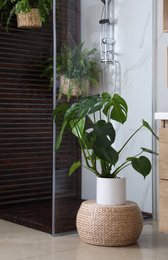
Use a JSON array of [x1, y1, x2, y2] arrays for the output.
[[99, 109, 101, 120], [75, 124, 99, 175], [113, 162, 132, 177], [118, 125, 143, 155], [108, 110, 110, 122], [112, 161, 130, 177], [81, 145, 99, 175], [74, 124, 94, 169], [94, 112, 96, 123], [113, 150, 143, 177]]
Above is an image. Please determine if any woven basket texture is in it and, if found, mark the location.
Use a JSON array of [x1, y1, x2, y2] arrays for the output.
[[76, 200, 143, 247], [60, 75, 89, 96], [16, 8, 42, 29]]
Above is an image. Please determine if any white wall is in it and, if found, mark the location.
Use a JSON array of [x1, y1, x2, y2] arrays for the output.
[[80, 0, 102, 201], [80, 0, 155, 214], [154, 0, 168, 218], [114, 0, 153, 213]]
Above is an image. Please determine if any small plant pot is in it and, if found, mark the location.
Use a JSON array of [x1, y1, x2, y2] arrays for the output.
[[16, 8, 42, 29], [60, 75, 89, 97], [96, 176, 126, 206]]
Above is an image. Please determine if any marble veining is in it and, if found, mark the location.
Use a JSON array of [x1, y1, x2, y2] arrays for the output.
[[139, 13, 151, 49]]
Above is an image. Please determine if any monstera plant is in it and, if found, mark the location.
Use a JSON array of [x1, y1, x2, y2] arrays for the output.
[[53, 92, 158, 179]]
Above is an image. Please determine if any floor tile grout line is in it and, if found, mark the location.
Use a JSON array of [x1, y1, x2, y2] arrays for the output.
[[17, 244, 90, 260]]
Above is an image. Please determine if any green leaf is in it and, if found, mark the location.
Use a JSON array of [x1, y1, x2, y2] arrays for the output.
[[84, 117, 116, 147], [68, 161, 81, 176], [0, 0, 8, 9], [80, 132, 95, 149], [142, 120, 159, 141], [126, 157, 135, 161], [102, 92, 112, 99], [83, 116, 118, 164], [93, 144, 118, 165], [70, 118, 85, 138], [55, 120, 67, 151], [103, 94, 128, 124], [132, 156, 151, 179], [53, 104, 70, 125], [141, 147, 159, 155], [110, 94, 128, 124], [89, 103, 103, 114]]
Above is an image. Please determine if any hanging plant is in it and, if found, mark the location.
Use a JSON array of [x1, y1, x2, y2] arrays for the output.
[[41, 42, 102, 101], [0, 0, 52, 31]]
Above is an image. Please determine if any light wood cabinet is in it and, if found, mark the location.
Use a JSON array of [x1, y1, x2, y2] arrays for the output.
[[159, 120, 168, 233], [163, 0, 168, 32]]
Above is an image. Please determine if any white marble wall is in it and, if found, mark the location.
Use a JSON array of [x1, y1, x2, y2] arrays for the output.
[[80, 0, 101, 200], [80, 0, 154, 213], [114, 0, 153, 213]]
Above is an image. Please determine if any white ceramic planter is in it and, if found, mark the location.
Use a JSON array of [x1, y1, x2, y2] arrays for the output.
[[96, 177, 126, 206]]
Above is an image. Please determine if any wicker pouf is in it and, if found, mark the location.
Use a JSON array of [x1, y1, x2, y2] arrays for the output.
[[76, 200, 143, 247]]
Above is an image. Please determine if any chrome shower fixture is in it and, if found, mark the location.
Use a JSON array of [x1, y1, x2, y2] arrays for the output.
[[102, 38, 115, 45], [99, 0, 115, 64], [99, 0, 118, 94]]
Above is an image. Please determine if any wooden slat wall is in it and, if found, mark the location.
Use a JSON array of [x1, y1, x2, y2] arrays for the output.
[[0, 0, 81, 207]]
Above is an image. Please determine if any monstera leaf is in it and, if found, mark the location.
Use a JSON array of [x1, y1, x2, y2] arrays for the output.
[[84, 116, 116, 147], [93, 142, 118, 165], [84, 116, 118, 165], [102, 93, 128, 124]]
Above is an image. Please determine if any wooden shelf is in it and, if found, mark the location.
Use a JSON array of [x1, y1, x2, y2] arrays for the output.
[[163, 0, 168, 32], [159, 121, 168, 233]]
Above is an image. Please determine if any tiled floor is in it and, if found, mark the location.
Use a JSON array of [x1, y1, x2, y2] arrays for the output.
[[0, 219, 168, 260]]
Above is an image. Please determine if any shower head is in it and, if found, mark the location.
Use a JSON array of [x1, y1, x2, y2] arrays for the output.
[[101, 0, 105, 4]]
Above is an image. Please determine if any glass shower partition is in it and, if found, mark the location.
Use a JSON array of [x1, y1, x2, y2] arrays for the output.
[[52, 0, 82, 236]]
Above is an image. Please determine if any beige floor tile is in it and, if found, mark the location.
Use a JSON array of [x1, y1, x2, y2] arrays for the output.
[[16, 243, 168, 260], [0, 220, 87, 260], [140, 220, 159, 236], [1, 219, 168, 260], [138, 231, 168, 255]]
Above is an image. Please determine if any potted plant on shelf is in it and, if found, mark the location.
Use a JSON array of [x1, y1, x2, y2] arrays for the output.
[[41, 42, 101, 101], [0, 0, 52, 31], [53, 92, 158, 206]]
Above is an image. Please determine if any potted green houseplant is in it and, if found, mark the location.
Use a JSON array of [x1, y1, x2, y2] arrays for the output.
[[0, 0, 52, 31], [53, 92, 158, 205], [41, 42, 101, 101]]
